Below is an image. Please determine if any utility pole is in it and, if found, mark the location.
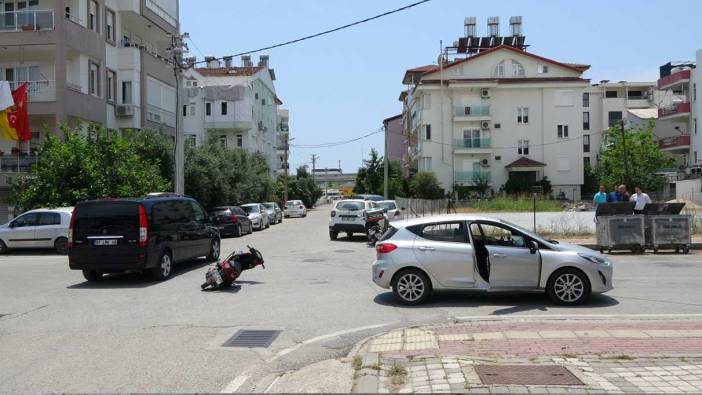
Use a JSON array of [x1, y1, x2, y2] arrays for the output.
[[620, 119, 629, 188], [383, 125, 389, 199], [169, 32, 189, 195], [283, 135, 290, 204], [311, 154, 319, 184]]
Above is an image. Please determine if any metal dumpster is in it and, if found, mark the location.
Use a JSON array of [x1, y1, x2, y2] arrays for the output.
[[595, 202, 645, 254], [643, 203, 691, 254]]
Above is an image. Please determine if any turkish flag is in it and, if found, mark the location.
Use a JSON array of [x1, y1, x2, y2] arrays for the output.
[[9, 84, 31, 141]]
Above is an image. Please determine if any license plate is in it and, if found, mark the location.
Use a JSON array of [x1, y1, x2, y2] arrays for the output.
[[212, 270, 223, 285], [93, 239, 118, 246], [218, 225, 226, 230]]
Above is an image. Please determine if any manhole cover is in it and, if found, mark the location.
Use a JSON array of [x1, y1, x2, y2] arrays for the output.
[[302, 258, 325, 263], [222, 330, 281, 348], [475, 365, 584, 386], [334, 249, 354, 253]]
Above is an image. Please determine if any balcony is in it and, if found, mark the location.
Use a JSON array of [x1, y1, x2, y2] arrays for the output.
[[0, 154, 37, 172], [658, 134, 691, 153], [658, 70, 691, 90], [146, 105, 176, 128], [658, 102, 691, 120], [9, 81, 56, 102], [454, 171, 491, 184], [0, 10, 54, 32], [453, 105, 491, 121], [453, 138, 491, 153]]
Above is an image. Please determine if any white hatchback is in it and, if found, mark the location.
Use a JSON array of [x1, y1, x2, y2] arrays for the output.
[[0, 207, 73, 254], [284, 200, 307, 218]]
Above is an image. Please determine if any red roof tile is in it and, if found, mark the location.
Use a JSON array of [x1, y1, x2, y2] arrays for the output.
[[505, 157, 547, 168], [195, 66, 264, 77]]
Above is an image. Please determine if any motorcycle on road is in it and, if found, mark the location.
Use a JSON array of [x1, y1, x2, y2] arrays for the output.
[[201, 245, 265, 290]]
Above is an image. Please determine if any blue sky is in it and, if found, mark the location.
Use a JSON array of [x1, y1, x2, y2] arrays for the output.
[[180, 0, 702, 173]]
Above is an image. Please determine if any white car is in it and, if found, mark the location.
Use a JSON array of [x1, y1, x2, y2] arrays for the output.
[[241, 203, 270, 230], [377, 200, 402, 222], [372, 215, 613, 305], [0, 207, 73, 254], [329, 199, 379, 240], [284, 200, 307, 218]]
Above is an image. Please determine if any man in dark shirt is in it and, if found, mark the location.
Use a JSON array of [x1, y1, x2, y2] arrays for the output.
[[608, 184, 630, 202]]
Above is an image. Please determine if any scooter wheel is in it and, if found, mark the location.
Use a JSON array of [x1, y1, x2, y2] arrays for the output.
[[201, 282, 209, 290]]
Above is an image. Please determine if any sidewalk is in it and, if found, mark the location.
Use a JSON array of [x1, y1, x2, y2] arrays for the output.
[[349, 318, 702, 393]]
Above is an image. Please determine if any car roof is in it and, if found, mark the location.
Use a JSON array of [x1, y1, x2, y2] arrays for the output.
[[377, 200, 397, 204], [25, 207, 74, 214], [240, 203, 259, 207], [391, 214, 507, 228], [337, 199, 367, 203]]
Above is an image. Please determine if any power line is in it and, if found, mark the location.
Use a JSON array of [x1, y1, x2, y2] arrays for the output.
[[290, 127, 384, 148], [191, 0, 432, 65]]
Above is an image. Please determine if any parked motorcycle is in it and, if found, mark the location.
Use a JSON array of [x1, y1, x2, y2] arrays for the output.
[[366, 209, 387, 246], [201, 245, 265, 290]]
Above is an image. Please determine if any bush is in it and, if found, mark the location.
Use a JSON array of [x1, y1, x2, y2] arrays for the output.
[[410, 172, 444, 199]]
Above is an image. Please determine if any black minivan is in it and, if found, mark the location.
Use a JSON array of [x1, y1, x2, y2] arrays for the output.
[[68, 195, 220, 281]]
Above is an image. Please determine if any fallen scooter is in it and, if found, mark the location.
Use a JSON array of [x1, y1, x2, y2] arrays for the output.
[[201, 245, 265, 290]]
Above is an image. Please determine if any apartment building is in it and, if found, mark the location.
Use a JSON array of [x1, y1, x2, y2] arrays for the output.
[[0, 0, 179, 217], [383, 114, 406, 176], [182, 55, 285, 175], [277, 108, 289, 176], [400, 17, 670, 200]]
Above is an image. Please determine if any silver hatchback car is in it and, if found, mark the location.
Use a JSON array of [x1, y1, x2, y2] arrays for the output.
[[0, 207, 73, 254], [372, 215, 613, 305]]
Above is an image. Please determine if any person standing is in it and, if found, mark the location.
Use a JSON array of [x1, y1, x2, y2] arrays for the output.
[[630, 186, 651, 214], [593, 185, 608, 206], [608, 184, 627, 202], [619, 185, 631, 202]]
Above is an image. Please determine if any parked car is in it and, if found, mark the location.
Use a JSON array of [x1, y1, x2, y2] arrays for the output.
[[284, 200, 307, 218], [0, 207, 73, 255], [376, 200, 402, 222], [207, 206, 253, 237], [329, 199, 379, 240], [372, 215, 613, 306], [352, 194, 385, 202], [263, 202, 283, 224], [241, 203, 270, 230], [68, 195, 220, 282]]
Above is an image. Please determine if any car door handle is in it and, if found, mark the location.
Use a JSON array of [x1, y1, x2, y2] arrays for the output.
[[418, 246, 435, 252], [492, 253, 507, 258]]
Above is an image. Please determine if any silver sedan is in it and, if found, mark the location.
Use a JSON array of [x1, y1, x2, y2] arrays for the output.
[[372, 215, 613, 305]]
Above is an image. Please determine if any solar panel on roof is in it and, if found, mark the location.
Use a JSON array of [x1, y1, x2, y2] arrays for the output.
[[503, 36, 514, 46], [457, 37, 468, 53]]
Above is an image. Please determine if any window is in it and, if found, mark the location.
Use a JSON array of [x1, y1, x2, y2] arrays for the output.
[[221, 102, 227, 115], [583, 111, 590, 130], [582, 92, 590, 108], [495, 155, 501, 161], [518, 139, 529, 155], [422, 157, 432, 171], [418, 222, 466, 243], [262, 98, 266, 105], [695, 151, 698, 164], [88, 61, 100, 96], [494, 123, 501, 129], [38, 213, 61, 226], [494, 61, 505, 77], [218, 135, 227, 147], [694, 83, 697, 102], [105, 9, 115, 43], [424, 124, 431, 140], [583, 134, 590, 153], [608, 111, 623, 127], [205, 102, 211, 116], [106, 69, 116, 103], [471, 222, 527, 248], [12, 213, 39, 227], [557, 124, 569, 138], [185, 134, 196, 147], [605, 90, 618, 98], [236, 134, 243, 147], [512, 61, 525, 77], [182, 105, 187, 116], [695, 118, 697, 135], [627, 90, 643, 100], [190, 201, 206, 222], [255, 92, 259, 100], [462, 129, 482, 148], [537, 64, 548, 74], [517, 107, 529, 124], [122, 81, 132, 104], [88, 0, 99, 32]]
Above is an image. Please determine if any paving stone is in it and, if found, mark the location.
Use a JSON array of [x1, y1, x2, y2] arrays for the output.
[[473, 332, 505, 341], [538, 330, 577, 339]]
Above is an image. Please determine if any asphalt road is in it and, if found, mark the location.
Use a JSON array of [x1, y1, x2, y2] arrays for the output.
[[1, 206, 701, 392]]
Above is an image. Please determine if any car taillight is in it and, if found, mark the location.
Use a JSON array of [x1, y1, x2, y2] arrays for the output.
[[229, 215, 238, 223], [376, 243, 397, 254], [331, 210, 336, 217], [138, 204, 148, 248], [67, 209, 76, 248], [394, 210, 401, 217], [299, 205, 303, 209]]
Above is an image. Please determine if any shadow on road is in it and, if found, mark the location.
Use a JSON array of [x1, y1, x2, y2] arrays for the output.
[[373, 291, 619, 314], [332, 235, 369, 243], [66, 258, 214, 289], [200, 280, 264, 293]]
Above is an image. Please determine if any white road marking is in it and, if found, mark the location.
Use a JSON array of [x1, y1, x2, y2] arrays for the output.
[[271, 322, 393, 361], [220, 374, 249, 393], [263, 374, 282, 393], [452, 313, 702, 321]]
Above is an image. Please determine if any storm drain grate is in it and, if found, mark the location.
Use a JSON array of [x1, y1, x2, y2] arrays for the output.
[[475, 365, 584, 386], [222, 330, 281, 348]]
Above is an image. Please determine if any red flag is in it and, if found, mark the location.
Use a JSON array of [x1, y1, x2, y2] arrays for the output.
[[9, 84, 31, 141]]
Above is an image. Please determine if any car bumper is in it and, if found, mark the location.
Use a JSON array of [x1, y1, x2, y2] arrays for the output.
[[590, 264, 614, 294], [216, 223, 239, 234], [330, 223, 367, 233], [69, 254, 150, 273], [285, 209, 304, 216], [372, 259, 395, 289]]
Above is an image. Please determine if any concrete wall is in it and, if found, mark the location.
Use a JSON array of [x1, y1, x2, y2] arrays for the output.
[[384, 116, 404, 163], [676, 178, 702, 205]]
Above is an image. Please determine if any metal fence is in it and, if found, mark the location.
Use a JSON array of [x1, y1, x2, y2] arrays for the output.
[[395, 197, 449, 220]]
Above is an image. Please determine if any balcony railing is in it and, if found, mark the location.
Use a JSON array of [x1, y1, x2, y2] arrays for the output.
[[9, 81, 56, 102], [454, 171, 491, 183], [453, 138, 491, 149], [658, 69, 691, 90], [0, 155, 37, 173], [658, 134, 691, 150], [0, 10, 54, 32], [146, 105, 176, 128], [454, 105, 490, 117], [659, 102, 691, 118]]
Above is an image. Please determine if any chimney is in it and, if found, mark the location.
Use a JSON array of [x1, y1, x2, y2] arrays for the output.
[[258, 55, 269, 68], [241, 55, 252, 67], [464, 16, 476, 37], [487, 16, 499, 37], [204, 56, 219, 69], [509, 16, 522, 37], [223, 56, 233, 68]]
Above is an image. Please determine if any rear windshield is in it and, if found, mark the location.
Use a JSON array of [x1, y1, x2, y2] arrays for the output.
[[74, 202, 138, 239], [286, 201, 301, 206], [377, 202, 397, 210], [241, 205, 259, 213], [208, 209, 230, 216], [336, 201, 364, 211], [379, 226, 398, 242]]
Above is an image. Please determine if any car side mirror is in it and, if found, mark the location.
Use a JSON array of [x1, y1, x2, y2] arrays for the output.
[[529, 240, 539, 255]]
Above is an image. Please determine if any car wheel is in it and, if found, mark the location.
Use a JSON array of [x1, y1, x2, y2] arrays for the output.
[[151, 250, 173, 281], [329, 230, 338, 240], [207, 238, 221, 261], [265, 219, 270, 229], [392, 269, 431, 305], [0, 239, 7, 254], [234, 224, 242, 238], [82, 270, 103, 282], [54, 237, 69, 255], [547, 268, 591, 305]]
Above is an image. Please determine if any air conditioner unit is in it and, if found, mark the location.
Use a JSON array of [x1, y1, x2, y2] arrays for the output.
[[116, 104, 135, 117], [481, 88, 490, 98], [480, 158, 490, 167], [481, 121, 490, 130]]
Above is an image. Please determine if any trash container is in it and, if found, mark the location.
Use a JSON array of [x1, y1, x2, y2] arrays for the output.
[[643, 203, 691, 253], [595, 202, 645, 254]]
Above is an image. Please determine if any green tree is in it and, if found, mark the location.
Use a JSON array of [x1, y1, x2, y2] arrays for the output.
[[410, 172, 444, 199], [353, 148, 384, 194], [472, 172, 491, 198], [10, 124, 170, 211], [596, 120, 675, 192], [277, 166, 322, 208]]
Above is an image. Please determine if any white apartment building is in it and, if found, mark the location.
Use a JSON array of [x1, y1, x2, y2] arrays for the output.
[[276, 108, 290, 176], [0, 0, 179, 218], [182, 55, 285, 175]]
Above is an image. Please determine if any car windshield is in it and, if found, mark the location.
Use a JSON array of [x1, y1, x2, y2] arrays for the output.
[[241, 205, 259, 213], [263, 203, 275, 209], [499, 220, 553, 245], [377, 202, 397, 210], [286, 201, 300, 206], [336, 201, 364, 211]]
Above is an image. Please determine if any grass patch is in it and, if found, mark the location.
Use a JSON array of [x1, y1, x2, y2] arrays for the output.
[[352, 356, 362, 371], [456, 197, 563, 213], [388, 363, 408, 386]]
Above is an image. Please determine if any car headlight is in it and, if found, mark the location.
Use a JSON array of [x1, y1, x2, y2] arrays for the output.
[[578, 253, 611, 266]]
